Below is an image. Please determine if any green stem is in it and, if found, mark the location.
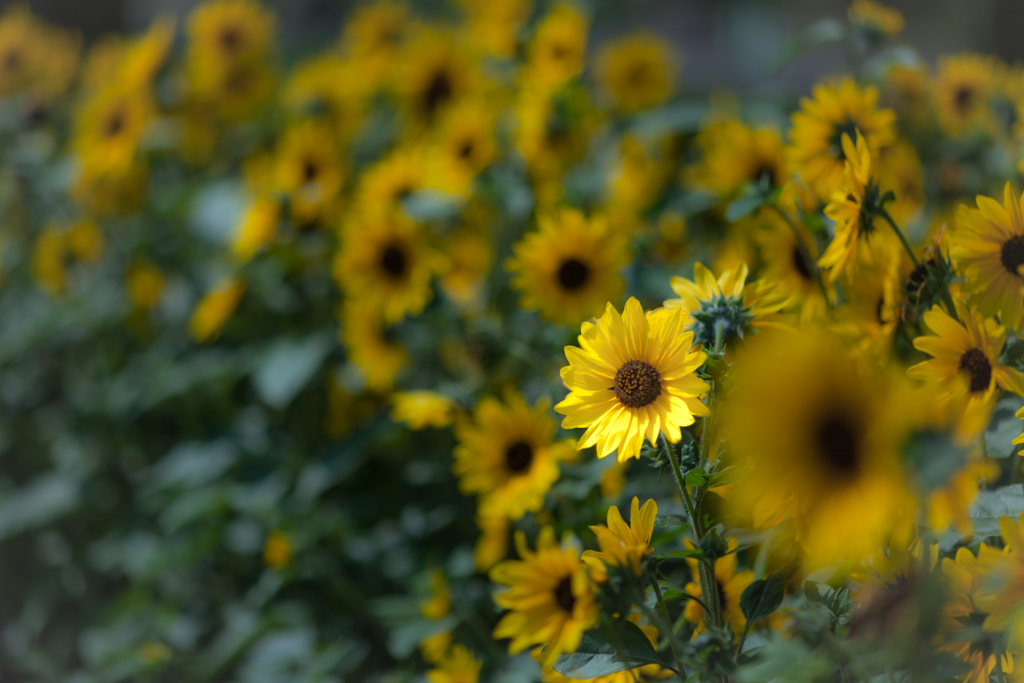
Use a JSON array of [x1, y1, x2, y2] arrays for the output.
[[734, 620, 753, 659], [879, 208, 920, 269], [649, 571, 686, 678]]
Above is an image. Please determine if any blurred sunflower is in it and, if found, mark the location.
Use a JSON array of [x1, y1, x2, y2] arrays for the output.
[[341, 0, 409, 79], [439, 221, 492, 305], [32, 228, 68, 296], [334, 212, 439, 324], [355, 148, 427, 219], [974, 515, 1024, 658], [232, 196, 279, 262], [490, 527, 598, 667], [391, 391, 457, 430], [189, 277, 246, 343], [555, 299, 710, 462], [73, 86, 154, 181], [339, 302, 407, 392], [284, 54, 367, 147], [786, 77, 896, 201], [506, 208, 630, 326], [908, 298, 1024, 439], [426, 644, 481, 683], [874, 138, 924, 227], [525, 3, 588, 89], [682, 536, 754, 638], [596, 33, 675, 113], [475, 513, 510, 573], [115, 17, 175, 91], [934, 53, 997, 136], [126, 262, 165, 312], [952, 182, 1024, 330], [755, 217, 831, 324], [186, 56, 274, 121], [396, 27, 477, 127], [429, 100, 498, 194], [831, 254, 909, 365], [275, 120, 344, 227], [187, 0, 273, 67], [456, 0, 531, 59], [848, 0, 903, 38], [515, 85, 595, 198], [688, 119, 785, 199], [0, 5, 43, 97], [453, 391, 575, 520], [722, 330, 914, 568]]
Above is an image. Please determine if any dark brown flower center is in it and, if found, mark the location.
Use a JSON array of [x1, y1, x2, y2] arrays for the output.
[[815, 413, 860, 477], [750, 163, 778, 188], [614, 360, 661, 409], [380, 244, 407, 278], [219, 25, 242, 52], [3, 48, 21, 72], [422, 70, 453, 117], [791, 246, 813, 281], [302, 159, 319, 183], [954, 86, 974, 112], [105, 110, 125, 138], [554, 577, 575, 613], [959, 348, 992, 393], [1000, 234, 1024, 278], [557, 258, 590, 290], [505, 441, 533, 473], [458, 139, 475, 159]]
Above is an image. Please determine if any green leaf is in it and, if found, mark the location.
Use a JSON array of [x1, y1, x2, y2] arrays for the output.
[[552, 619, 665, 678], [1000, 336, 1024, 371], [985, 395, 1024, 458], [970, 484, 1024, 536], [684, 467, 708, 487], [739, 568, 789, 623], [660, 549, 704, 560], [803, 581, 853, 627]]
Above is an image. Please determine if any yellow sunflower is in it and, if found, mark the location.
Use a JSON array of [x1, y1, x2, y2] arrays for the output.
[[456, 0, 531, 59], [453, 391, 575, 520], [439, 219, 493, 306], [582, 497, 656, 579], [506, 208, 630, 326], [185, 56, 274, 122], [275, 120, 344, 227], [848, 0, 903, 38], [338, 302, 407, 392], [682, 537, 754, 638], [907, 298, 1024, 440], [340, 0, 409, 81], [333, 212, 440, 324], [0, 5, 42, 97], [514, 85, 595, 199], [283, 54, 367, 147], [786, 77, 896, 201], [688, 119, 785, 199], [976, 513, 1024, 647], [395, 27, 477, 127], [596, 33, 675, 113], [664, 262, 791, 350], [115, 16, 175, 92], [755, 216, 831, 324], [721, 330, 914, 568], [490, 527, 598, 667], [426, 644, 481, 683], [554, 299, 710, 462], [951, 182, 1024, 330], [391, 391, 457, 430], [355, 148, 428, 219], [934, 53, 997, 137], [73, 85, 154, 181], [186, 0, 273, 68], [189, 277, 246, 343], [831, 252, 909, 365], [429, 100, 498, 195], [525, 3, 588, 89]]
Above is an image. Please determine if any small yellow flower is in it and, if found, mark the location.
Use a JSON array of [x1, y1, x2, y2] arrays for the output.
[[275, 120, 344, 227], [596, 33, 676, 113], [189, 278, 246, 343], [187, 0, 274, 68], [391, 391, 457, 430], [934, 53, 997, 137], [526, 3, 588, 89], [582, 497, 656, 578], [338, 303, 407, 393], [263, 530, 292, 570], [66, 220, 104, 263], [848, 0, 903, 37], [126, 262, 165, 311], [426, 644, 481, 683]]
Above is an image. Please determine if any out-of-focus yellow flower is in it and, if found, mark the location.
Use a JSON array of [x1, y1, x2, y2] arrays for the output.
[[682, 537, 754, 638], [275, 120, 343, 227], [284, 54, 367, 147], [391, 391, 457, 430], [339, 302, 407, 392], [187, 0, 274, 67], [975, 514, 1024, 648], [117, 16, 176, 91], [340, 0, 409, 81], [439, 220, 492, 306], [831, 251, 909, 365], [137, 641, 172, 664], [420, 568, 451, 620], [0, 5, 80, 99], [355, 148, 427, 220], [186, 56, 274, 122], [688, 119, 785, 200], [525, 3, 588, 89], [514, 85, 595, 198], [475, 513, 509, 573], [848, 0, 903, 38], [654, 211, 688, 264], [874, 137, 924, 227], [582, 497, 656, 579], [457, 0, 531, 59], [232, 196, 279, 262], [263, 530, 292, 569], [429, 100, 497, 195], [189, 277, 246, 343], [426, 644, 481, 683], [66, 220, 104, 264], [934, 53, 997, 136], [755, 215, 830, 324], [32, 228, 68, 297], [395, 27, 478, 128], [597, 33, 676, 113], [126, 262, 165, 312], [73, 86, 154, 181], [927, 458, 1000, 534]]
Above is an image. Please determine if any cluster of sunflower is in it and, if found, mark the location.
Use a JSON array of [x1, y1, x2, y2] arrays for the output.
[[5, 0, 1024, 680]]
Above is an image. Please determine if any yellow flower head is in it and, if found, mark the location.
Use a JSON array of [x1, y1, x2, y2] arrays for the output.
[[391, 391, 457, 430], [934, 53, 997, 136], [115, 17, 175, 91], [722, 329, 914, 568], [596, 33, 676, 113], [526, 3, 588, 89], [682, 536, 754, 637], [908, 297, 1024, 440], [453, 391, 575, 520], [275, 120, 344, 227], [688, 119, 785, 200], [755, 215, 831, 324], [341, 0, 409, 77], [830, 251, 910, 366], [284, 54, 367, 147], [428, 100, 498, 195], [582, 496, 656, 578], [232, 196, 279, 262], [952, 182, 1024, 331], [187, 0, 274, 67], [32, 228, 68, 297], [848, 1, 904, 38], [507, 208, 630, 326], [355, 148, 427, 220], [73, 86, 154, 181], [426, 644, 481, 683], [555, 299, 710, 462], [490, 527, 598, 667], [456, 0, 532, 59], [395, 27, 477, 127], [0, 5, 43, 97], [440, 220, 493, 306], [126, 262, 165, 312], [338, 302, 407, 393], [786, 77, 896, 201], [263, 530, 292, 570], [189, 277, 246, 343]]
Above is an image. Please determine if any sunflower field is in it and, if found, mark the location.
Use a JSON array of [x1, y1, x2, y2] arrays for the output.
[[4, 0, 1024, 681]]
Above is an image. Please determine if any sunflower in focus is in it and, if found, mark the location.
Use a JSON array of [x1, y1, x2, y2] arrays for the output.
[[688, 119, 785, 199], [555, 299, 710, 462], [596, 33, 675, 113], [490, 527, 598, 667], [275, 120, 344, 227], [396, 27, 477, 127], [722, 330, 914, 568], [755, 217, 830, 324], [525, 3, 588, 89], [339, 302, 407, 392], [934, 54, 997, 136], [907, 298, 1024, 440], [426, 644, 481, 683], [787, 77, 896, 201], [951, 182, 1024, 330], [664, 262, 791, 349], [73, 86, 154, 181], [453, 391, 575, 520], [506, 209, 630, 326], [682, 536, 754, 638], [187, 0, 273, 67], [333, 212, 440, 324]]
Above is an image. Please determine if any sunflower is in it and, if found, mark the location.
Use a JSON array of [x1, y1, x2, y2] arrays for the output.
[[0, 5, 42, 97], [554, 299, 710, 462], [453, 391, 575, 520], [439, 220, 493, 306], [540, 613, 668, 683], [786, 77, 896, 201], [115, 16, 175, 92], [934, 53, 997, 137], [186, 0, 273, 68], [189, 277, 246, 343], [429, 100, 498, 195], [525, 3, 588, 89], [333, 212, 440, 324], [831, 252, 909, 365], [605, 135, 675, 230], [490, 526, 598, 667], [73, 85, 154, 181], [582, 497, 656, 579], [755, 216, 831, 324], [339, 302, 407, 392], [341, 0, 409, 80], [849, 539, 937, 603], [976, 514, 1024, 647], [283, 54, 367, 147], [907, 298, 1024, 440], [506, 209, 630, 326], [355, 148, 428, 219], [232, 196, 279, 262], [848, 0, 904, 38], [682, 537, 754, 638], [951, 182, 1024, 330], [426, 644, 481, 683], [596, 33, 675, 113], [391, 391, 457, 430], [664, 262, 790, 350], [456, 0, 531, 59], [721, 330, 914, 568], [688, 119, 785, 200], [395, 27, 477, 127], [186, 56, 274, 122], [275, 120, 344, 227], [514, 84, 595, 199]]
